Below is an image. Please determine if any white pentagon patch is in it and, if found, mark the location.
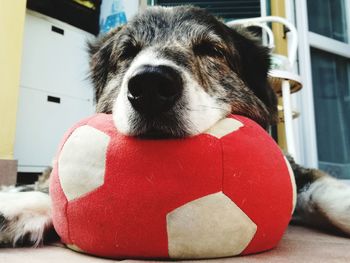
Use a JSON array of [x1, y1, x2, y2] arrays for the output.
[[166, 192, 257, 259], [284, 157, 297, 214], [58, 125, 110, 201], [205, 118, 243, 138]]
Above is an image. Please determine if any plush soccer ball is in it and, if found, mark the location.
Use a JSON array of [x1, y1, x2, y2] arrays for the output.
[[50, 113, 296, 259]]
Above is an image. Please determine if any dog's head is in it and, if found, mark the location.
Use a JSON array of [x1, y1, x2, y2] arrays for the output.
[[89, 6, 277, 138]]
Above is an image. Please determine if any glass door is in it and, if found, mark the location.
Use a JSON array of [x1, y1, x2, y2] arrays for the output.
[[296, 0, 350, 178]]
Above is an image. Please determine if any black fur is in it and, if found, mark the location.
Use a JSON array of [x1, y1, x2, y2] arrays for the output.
[[229, 28, 277, 124], [88, 28, 121, 104], [286, 154, 324, 193]]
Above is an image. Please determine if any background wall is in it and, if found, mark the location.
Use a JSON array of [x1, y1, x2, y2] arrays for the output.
[[0, 0, 26, 160]]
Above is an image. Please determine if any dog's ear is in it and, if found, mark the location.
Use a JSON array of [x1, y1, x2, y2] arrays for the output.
[[229, 26, 278, 124], [88, 27, 122, 102]]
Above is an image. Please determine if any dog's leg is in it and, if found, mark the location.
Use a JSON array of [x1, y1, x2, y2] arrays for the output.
[[289, 156, 350, 235], [0, 191, 52, 247], [0, 168, 53, 247]]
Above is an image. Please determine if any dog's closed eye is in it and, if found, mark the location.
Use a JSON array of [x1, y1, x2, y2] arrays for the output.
[[193, 41, 225, 58], [119, 40, 142, 60]]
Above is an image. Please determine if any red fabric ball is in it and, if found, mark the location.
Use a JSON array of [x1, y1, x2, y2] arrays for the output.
[[50, 113, 295, 259]]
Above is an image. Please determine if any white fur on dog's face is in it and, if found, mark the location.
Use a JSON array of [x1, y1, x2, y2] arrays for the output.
[[112, 47, 230, 136]]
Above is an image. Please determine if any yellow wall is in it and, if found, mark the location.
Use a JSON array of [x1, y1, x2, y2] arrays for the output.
[[270, 0, 288, 151], [0, 0, 26, 159]]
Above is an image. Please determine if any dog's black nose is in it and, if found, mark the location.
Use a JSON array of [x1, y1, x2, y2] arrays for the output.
[[127, 65, 183, 116]]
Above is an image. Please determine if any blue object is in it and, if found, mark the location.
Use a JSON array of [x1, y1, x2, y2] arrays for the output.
[[100, 0, 127, 34]]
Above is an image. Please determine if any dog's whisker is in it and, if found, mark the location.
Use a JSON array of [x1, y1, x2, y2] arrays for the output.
[[183, 105, 228, 112], [194, 105, 230, 111]]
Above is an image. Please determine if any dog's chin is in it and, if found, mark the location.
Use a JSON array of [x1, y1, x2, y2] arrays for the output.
[[114, 113, 191, 139], [137, 129, 181, 139], [136, 119, 191, 139]]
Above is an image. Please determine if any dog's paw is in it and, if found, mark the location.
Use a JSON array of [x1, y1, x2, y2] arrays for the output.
[[296, 176, 350, 235], [0, 191, 53, 247]]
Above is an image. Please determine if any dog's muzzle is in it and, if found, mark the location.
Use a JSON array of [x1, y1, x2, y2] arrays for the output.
[[127, 65, 183, 116]]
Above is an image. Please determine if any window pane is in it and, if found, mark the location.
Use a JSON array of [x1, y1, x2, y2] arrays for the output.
[[154, 0, 261, 19], [311, 48, 350, 178], [307, 0, 348, 43]]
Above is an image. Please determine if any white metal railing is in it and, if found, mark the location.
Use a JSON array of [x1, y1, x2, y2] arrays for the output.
[[227, 16, 302, 159]]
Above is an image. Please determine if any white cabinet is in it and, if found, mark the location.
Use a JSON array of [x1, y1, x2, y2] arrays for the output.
[[14, 10, 96, 172], [14, 88, 94, 172], [20, 11, 94, 100]]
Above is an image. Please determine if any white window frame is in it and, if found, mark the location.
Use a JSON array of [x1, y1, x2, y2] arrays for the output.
[[287, 0, 350, 168]]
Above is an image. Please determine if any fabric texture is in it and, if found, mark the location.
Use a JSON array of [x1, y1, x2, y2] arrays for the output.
[[50, 114, 295, 259]]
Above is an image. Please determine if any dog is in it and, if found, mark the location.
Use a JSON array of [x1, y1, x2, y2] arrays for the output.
[[1, 5, 350, 247]]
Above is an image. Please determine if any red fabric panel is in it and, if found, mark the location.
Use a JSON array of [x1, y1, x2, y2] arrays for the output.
[[50, 165, 70, 245], [221, 116, 293, 254]]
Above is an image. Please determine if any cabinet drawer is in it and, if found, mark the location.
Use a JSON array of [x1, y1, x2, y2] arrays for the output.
[[14, 87, 95, 172], [20, 11, 94, 100]]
